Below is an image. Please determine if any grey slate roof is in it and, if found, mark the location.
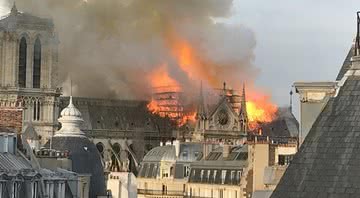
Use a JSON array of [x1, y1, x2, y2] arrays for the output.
[[59, 96, 175, 133], [271, 75, 360, 198], [336, 46, 354, 81], [256, 107, 299, 138], [138, 142, 202, 179], [189, 145, 248, 185], [0, 152, 32, 171]]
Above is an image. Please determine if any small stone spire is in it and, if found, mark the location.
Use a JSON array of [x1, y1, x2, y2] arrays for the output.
[[196, 81, 206, 120], [239, 83, 248, 132], [11, 2, 18, 15], [240, 83, 248, 117]]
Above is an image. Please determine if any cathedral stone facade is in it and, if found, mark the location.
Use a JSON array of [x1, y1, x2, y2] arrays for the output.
[[193, 84, 248, 144], [0, 5, 61, 143]]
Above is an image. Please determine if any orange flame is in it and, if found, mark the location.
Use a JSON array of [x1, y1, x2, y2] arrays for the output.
[[148, 63, 180, 88], [167, 31, 220, 87], [246, 93, 278, 130], [147, 29, 278, 128]]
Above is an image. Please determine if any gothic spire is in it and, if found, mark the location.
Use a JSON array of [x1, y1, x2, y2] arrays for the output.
[[11, 2, 18, 15], [196, 81, 206, 120], [241, 83, 248, 117], [240, 83, 248, 132]]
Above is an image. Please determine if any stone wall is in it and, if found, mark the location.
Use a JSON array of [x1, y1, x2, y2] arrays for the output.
[[0, 107, 23, 133]]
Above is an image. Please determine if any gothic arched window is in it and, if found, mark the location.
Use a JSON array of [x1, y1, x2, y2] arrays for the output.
[[33, 38, 41, 88], [18, 37, 27, 88]]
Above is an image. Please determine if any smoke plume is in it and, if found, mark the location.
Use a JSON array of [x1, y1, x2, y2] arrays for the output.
[[3, 0, 258, 100]]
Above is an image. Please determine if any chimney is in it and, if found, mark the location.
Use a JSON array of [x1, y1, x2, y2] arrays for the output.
[[223, 144, 231, 158], [174, 140, 180, 158]]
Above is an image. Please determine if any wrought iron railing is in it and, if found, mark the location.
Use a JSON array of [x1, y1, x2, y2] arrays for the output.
[[137, 189, 185, 196]]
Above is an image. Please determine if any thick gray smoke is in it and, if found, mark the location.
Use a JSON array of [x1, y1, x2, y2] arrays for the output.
[[3, 0, 257, 100]]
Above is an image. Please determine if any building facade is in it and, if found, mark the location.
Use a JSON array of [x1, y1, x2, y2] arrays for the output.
[[137, 141, 202, 198], [0, 4, 61, 144]]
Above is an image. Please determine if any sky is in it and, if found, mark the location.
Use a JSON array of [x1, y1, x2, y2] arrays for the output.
[[0, 0, 359, 118], [230, 0, 360, 108]]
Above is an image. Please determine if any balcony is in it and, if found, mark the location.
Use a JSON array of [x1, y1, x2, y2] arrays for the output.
[[138, 189, 185, 197]]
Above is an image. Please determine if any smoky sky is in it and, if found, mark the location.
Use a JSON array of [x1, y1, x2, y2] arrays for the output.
[[1, 0, 258, 100]]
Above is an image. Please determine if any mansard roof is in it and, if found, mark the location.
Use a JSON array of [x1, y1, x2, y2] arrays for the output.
[[271, 56, 360, 197], [0, 6, 54, 32], [188, 145, 248, 185]]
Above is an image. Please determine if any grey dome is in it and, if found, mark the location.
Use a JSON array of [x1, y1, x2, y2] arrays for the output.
[[142, 143, 202, 162], [143, 145, 176, 162], [45, 136, 106, 198]]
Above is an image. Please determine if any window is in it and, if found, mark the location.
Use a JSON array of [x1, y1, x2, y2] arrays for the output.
[[162, 171, 168, 178], [236, 171, 241, 183], [219, 189, 224, 198], [231, 170, 235, 183], [278, 155, 294, 165], [162, 185, 167, 194], [170, 166, 174, 177], [96, 142, 104, 154], [32, 181, 38, 198], [183, 166, 190, 177], [18, 37, 27, 88], [213, 170, 217, 182], [33, 100, 41, 121], [33, 37, 41, 88], [12, 181, 18, 198], [200, 170, 204, 181], [194, 151, 199, 159], [182, 151, 188, 160], [153, 165, 158, 178], [221, 170, 227, 184]]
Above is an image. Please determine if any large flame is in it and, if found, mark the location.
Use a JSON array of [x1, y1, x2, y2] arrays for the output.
[[167, 31, 220, 87], [147, 30, 277, 128], [246, 93, 278, 130], [146, 63, 196, 126]]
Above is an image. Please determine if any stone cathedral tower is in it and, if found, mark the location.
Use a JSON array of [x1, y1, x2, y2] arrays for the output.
[[0, 4, 61, 142]]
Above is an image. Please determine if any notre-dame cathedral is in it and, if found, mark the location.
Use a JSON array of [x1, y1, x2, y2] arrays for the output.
[[0, 5, 176, 173], [0, 4, 251, 174], [0, 5, 61, 139]]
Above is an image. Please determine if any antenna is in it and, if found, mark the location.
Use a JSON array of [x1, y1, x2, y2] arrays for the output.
[[70, 77, 73, 97], [290, 88, 293, 113]]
